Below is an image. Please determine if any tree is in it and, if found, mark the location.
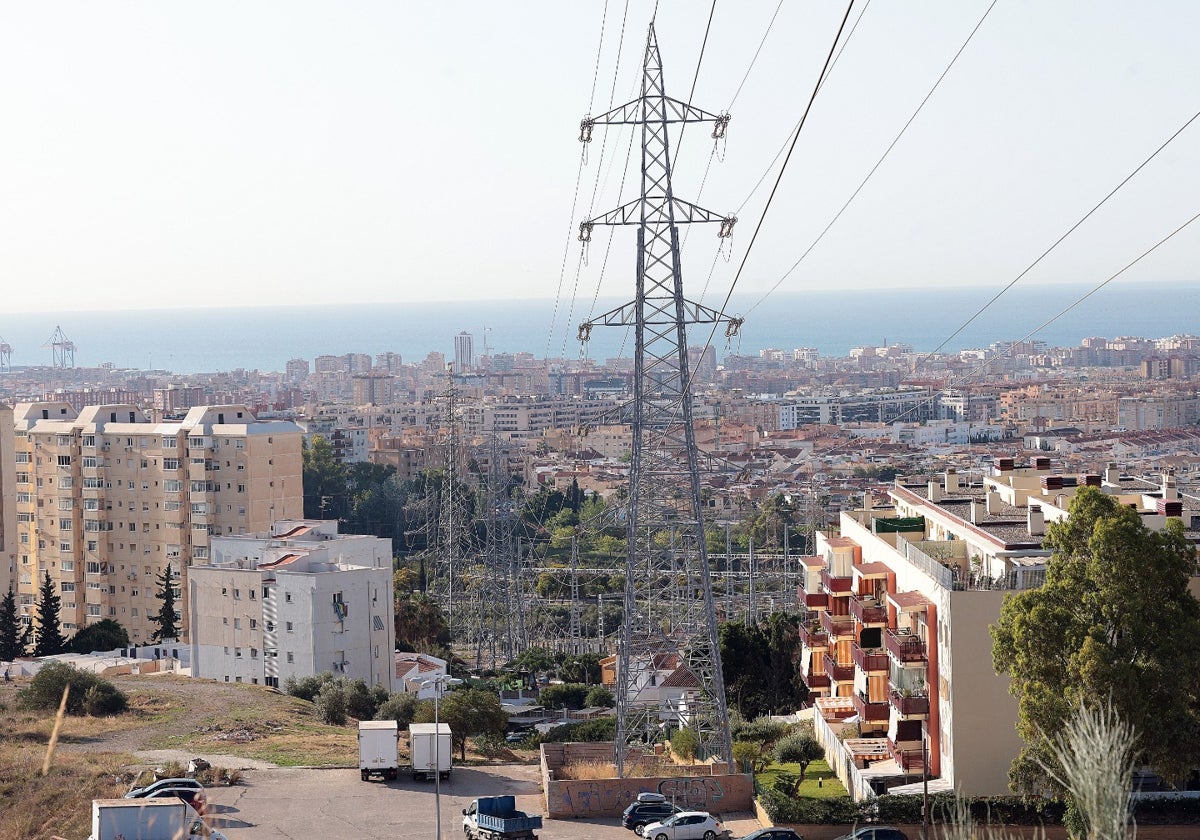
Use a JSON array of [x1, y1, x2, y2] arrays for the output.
[[539, 683, 590, 711], [302, 435, 348, 520], [992, 486, 1200, 793], [719, 615, 808, 718], [150, 564, 180, 643], [33, 571, 66, 657], [416, 687, 507, 760], [584, 685, 614, 709], [18, 661, 127, 716], [671, 727, 700, 763], [68, 618, 130, 654], [375, 692, 420, 728], [775, 732, 824, 783], [394, 592, 450, 651], [0, 587, 22, 660]]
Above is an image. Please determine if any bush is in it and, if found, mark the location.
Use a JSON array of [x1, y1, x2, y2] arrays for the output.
[[732, 740, 768, 774], [538, 683, 590, 711], [584, 685, 614, 708], [670, 728, 700, 763], [541, 716, 616, 743], [731, 717, 789, 748], [375, 692, 420, 728], [759, 789, 860, 824], [475, 732, 508, 759], [18, 662, 128, 717], [284, 673, 329, 702], [314, 683, 348, 726]]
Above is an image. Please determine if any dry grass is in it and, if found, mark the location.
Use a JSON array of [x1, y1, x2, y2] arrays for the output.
[[0, 743, 134, 840], [557, 759, 618, 780], [556, 756, 720, 781]]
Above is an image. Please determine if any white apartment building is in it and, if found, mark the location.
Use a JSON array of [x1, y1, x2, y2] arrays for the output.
[[188, 521, 395, 690], [12, 402, 303, 643]]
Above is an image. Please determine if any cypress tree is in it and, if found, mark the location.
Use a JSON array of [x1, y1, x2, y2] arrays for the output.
[[0, 586, 22, 660], [33, 571, 66, 656], [150, 563, 180, 642]]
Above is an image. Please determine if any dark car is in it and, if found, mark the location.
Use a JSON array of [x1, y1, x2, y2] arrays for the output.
[[126, 777, 204, 799], [144, 785, 208, 816], [739, 830, 804, 840], [622, 801, 684, 834], [832, 828, 908, 840]]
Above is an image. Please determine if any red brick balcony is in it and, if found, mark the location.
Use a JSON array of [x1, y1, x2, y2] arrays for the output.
[[853, 691, 890, 723], [851, 643, 889, 673], [887, 738, 926, 772], [820, 611, 856, 639], [822, 652, 854, 683], [820, 569, 854, 594], [798, 621, 828, 650], [885, 629, 927, 663], [849, 594, 888, 625], [802, 591, 829, 610], [889, 687, 930, 717]]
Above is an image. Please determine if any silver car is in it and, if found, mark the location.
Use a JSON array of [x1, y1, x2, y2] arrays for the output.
[[641, 811, 729, 840]]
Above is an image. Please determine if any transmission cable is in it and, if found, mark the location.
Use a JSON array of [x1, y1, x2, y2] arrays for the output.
[[914, 104, 1200, 364], [745, 0, 998, 318]]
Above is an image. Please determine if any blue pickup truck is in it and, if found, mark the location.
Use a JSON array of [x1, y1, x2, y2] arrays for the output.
[[462, 796, 543, 840]]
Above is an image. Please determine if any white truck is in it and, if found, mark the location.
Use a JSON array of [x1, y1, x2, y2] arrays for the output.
[[409, 722, 452, 781], [359, 719, 400, 781], [90, 798, 228, 840]]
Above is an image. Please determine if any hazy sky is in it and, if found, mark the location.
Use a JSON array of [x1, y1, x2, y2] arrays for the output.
[[2, 1, 1198, 319]]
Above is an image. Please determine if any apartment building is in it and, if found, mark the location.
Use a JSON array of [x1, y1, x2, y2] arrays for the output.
[[0, 404, 16, 595], [188, 520, 394, 690], [798, 458, 1199, 801], [779, 388, 933, 429], [11, 402, 303, 643]]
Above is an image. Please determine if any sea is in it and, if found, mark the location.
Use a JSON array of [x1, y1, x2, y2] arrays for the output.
[[2, 282, 1197, 375]]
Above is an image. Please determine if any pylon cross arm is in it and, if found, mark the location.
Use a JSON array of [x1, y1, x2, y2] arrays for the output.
[[583, 198, 733, 228], [583, 95, 726, 129]]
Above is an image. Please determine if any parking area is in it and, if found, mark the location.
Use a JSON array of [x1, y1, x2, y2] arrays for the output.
[[204, 764, 761, 839]]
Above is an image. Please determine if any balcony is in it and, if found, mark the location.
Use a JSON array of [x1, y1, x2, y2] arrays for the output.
[[853, 691, 890, 723], [889, 687, 930, 717], [805, 672, 830, 691], [798, 621, 828, 650], [851, 643, 889, 673], [887, 738, 926, 772], [802, 591, 829, 610], [820, 568, 853, 594], [849, 594, 888, 625], [820, 611, 855, 640], [822, 652, 854, 683], [885, 629, 927, 663]]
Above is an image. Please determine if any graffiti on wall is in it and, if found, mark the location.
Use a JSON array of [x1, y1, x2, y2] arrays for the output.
[[550, 775, 748, 818]]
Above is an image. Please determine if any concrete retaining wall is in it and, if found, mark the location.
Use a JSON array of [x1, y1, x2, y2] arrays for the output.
[[545, 773, 756, 818]]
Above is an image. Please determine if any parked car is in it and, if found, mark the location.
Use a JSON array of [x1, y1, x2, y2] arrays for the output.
[[125, 778, 204, 799], [738, 830, 804, 840], [640, 811, 729, 840], [832, 828, 908, 840], [622, 801, 683, 834], [143, 786, 208, 816]]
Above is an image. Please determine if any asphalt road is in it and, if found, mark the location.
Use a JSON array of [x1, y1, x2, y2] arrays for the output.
[[205, 764, 761, 840]]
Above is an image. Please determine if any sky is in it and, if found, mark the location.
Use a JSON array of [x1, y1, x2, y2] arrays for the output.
[[2, 1, 1199, 317]]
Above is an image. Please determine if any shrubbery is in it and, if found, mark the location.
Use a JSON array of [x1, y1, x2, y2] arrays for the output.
[[284, 672, 388, 724], [374, 692, 420, 728], [18, 662, 128, 716], [540, 716, 616, 743]]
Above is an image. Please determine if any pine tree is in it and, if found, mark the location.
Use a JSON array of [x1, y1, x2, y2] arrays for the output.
[[150, 563, 180, 643], [33, 571, 66, 657], [0, 586, 23, 660]]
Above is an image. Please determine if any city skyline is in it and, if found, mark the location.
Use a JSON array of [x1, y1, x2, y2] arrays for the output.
[[2, 2, 1199, 317]]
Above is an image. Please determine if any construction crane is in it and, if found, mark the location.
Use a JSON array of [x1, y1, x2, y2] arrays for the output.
[[43, 326, 76, 368], [0, 336, 11, 371]]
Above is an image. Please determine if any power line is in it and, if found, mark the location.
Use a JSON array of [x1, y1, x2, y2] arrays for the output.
[[745, 0, 997, 318], [915, 104, 1200, 364], [727, 0, 785, 110]]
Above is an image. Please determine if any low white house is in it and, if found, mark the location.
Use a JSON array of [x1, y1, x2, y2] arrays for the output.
[[394, 652, 448, 698]]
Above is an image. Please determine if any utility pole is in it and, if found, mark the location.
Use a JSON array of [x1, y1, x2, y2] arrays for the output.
[[577, 23, 737, 773]]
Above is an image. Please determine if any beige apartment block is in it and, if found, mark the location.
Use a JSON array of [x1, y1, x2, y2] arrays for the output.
[[0, 404, 16, 595], [12, 402, 303, 644]]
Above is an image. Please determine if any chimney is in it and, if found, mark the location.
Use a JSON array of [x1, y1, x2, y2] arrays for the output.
[[927, 480, 942, 503], [1157, 498, 1183, 517], [1040, 475, 1064, 491], [994, 457, 1014, 474], [1105, 462, 1121, 484], [944, 467, 960, 493], [1083, 474, 1102, 488], [1163, 469, 1179, 501], [970, 499, 984, 524], [1032, 456, 1051, 471], [1027, 504, 1045, 537], [986, 489, 1002, 515]]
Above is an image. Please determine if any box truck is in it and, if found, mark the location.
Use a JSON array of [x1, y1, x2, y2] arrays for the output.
[[409, 722, 452, 781], [90, 798, 228, 840], [359, 719, 400, 781]]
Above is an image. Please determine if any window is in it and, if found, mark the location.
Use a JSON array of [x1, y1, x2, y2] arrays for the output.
[[233, 589, 241, 600], [82, 435, 96, 448], [16, 492, 31, 504], [191, 503, 207, 515], [61, 559, 74, 571], [59, 476, 73, 489], [250, 619, 257, 629], [87, 604, 101, 616], [59, 518, 73, 531], [286, 621, 294, 632], [16, 472, 29, 484], [285, 592, 292, 603], [81, 456, 97, 468], [58, 498, 73, 511], [83, 477, 102, 489], [59, 541, 71, 552], [61, 582, 75, 593], [234, 618, 241, 629], [286, 652, 294, 663], [250, 648, 258, 658], [57, 455, 72, 467], [163, 458, 180, 470], [235, 648, 242, 658], [164, 479, 183, 493], [14, 452, 29, 464]]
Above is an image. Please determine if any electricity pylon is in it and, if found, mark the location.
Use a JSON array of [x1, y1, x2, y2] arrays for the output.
[[577, 23, 737, 774]]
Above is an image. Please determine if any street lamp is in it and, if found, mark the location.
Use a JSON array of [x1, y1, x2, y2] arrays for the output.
[[419, 674, 463, 840]]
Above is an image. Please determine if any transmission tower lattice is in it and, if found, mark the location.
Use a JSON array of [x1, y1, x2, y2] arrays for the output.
[[577, 23, 738, 774], [0, 336, 11, 371]]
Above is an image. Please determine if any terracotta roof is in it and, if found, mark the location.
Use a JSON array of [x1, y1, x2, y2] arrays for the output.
[[277, 525, 313, 538], [854, 561, 891, 578], [659, 666, 701, 689], [888, 591, 932, 612], [258, 553, 302, 569]]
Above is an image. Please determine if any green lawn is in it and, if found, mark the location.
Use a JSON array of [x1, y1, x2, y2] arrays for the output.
[[756, 759, 848, 799]]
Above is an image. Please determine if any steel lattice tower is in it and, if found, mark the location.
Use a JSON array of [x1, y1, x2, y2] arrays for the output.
[[577, 23, 738, 773]]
